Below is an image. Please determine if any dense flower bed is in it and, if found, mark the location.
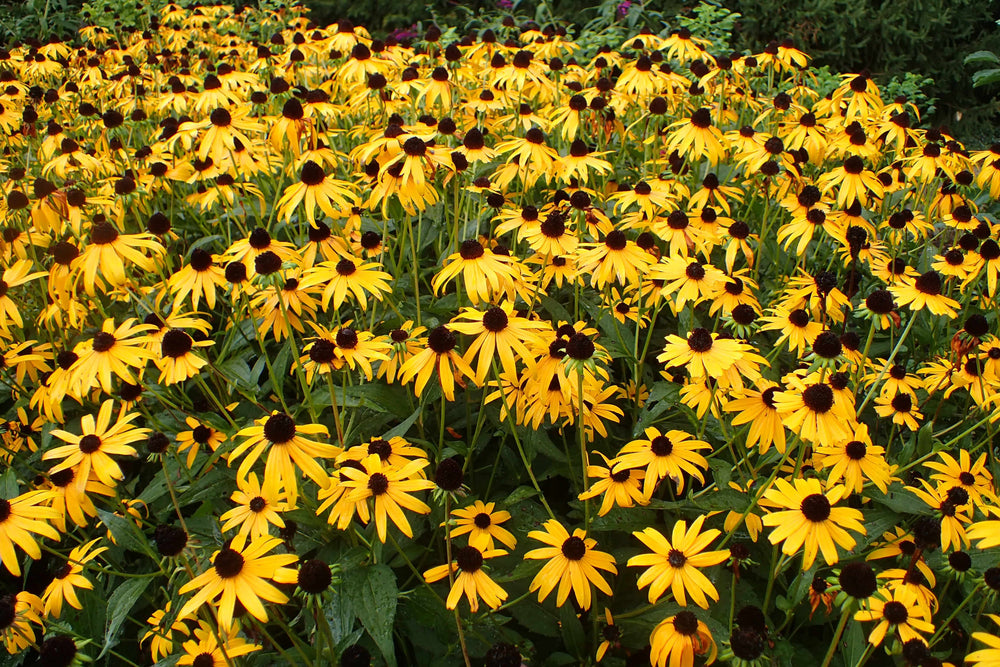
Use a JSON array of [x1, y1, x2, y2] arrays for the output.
[[0, 3, 999, 666]]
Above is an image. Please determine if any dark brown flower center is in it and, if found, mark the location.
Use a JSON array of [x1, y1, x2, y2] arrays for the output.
[[668, 549, 687, 568], [650, 435, 673, 456], [561, 535, 586, 560], [800, 493, 831, 522], [79, 434, 102, 453], [249, 496, 266, 512], [845, 440, 866, 459], [482, 307, 508, 332], [161, 329, 193, 358], [213, 548, 245, 578], [263, 413, 296, 444], [801, 384, 834, 413], [456, 546, 484, 572], [368, 472, 389, 495]]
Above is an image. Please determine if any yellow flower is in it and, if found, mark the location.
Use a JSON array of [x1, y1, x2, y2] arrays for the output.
[[220, 473, 293, 538], [423, 546, 508, 612], [177, 533, 299, 630], [0, 489, 60, 576], [761, 478, 866, 570], [42, 539, 107, 618], [524, 519, 617, 610], [628, 515, 729, 608]]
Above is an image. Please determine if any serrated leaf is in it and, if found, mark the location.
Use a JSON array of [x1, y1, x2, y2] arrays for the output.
[[345, 564, 397, 667], [99, 577, 150, 659]]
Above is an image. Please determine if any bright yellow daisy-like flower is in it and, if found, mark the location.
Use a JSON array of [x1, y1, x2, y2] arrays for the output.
[[143, 602, 192, 663], [649, 610, 718, 667], [524, 519, 617, 610], [300, 255, 392, 311], [276, 160, 358, 225], [761, 477, 866, 570], [853, 586, 934, 647], [665, 108, 726, 164], [42, 538, 107, 618], [968, 614, 1000, 667], [230, 412, 338, 504], [423, 545, 509, 612], [449, 302, 547, 383], [63, 318, 156, 397], [448, 500, 517, 550], [628, 515, 729, 608], [45, 399, 148, 491], [220, 472, 293, 538], [0, 488, 60, 576], [657, 327, 753, 379], [578, 452, 648, 517], [724, 380, 786, 454], [889, 270, 960, 318], [612, 427, 710, 497], [398, 324, 478, 401], [772, 379, 855, 445], [71, 221, 164, 296], [339, 453, 434, 542], [176, 417, 228, 469], [0, 591, 44, 654], [177, 533, 298, 630], [814, 423, 891, 493], [0, 259, 46, 333], [431, 239, 519, 306]]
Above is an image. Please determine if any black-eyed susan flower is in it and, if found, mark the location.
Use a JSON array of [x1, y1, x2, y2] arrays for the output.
[[814, 423, 891, 494], [578, 452, 648, 516], [42, 538, 106, 618], [72, 221, 164, 296], [177, 620, 261, 665], [45, 399, 148, 490], [628, 515, 729, 608], [577, 229, 654, 289], [431, 239, 518, 306], [924, 450, 996, 510], [339, 453, 434, 542], [220, 472, 293, 538], [649, 611, 717, 667], [143, 602, 191, 663], [665, 107, 726, 164], [0, 592, 44, 654], [524, 520, 617, 610], [448, 500, 517, 550], [168, 248, 227, 311], [724, 380, 786, 454], [761, 478, 866, 570], [449, 303, 547, 383], [177, 533, 299, 630], [398, 324, 477, 401], [63, 318, 156, 397], [853, 586, 934, 647], [890, 270, 959, 318], [0, 488, 59, 576], [176, 418, 227, 469], [276, 160, 358, 225], [968, 615, 1000, 666], [772, 379, 854, 444], [230, 412, 337, 504], [658, 327, 753, 379], [613, 427, 710, 497], [423, 545, 508, 612], [0, 260, 45, 332]]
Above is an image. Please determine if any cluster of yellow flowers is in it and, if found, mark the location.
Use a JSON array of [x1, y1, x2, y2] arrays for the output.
[[0, 1, 999, 666]]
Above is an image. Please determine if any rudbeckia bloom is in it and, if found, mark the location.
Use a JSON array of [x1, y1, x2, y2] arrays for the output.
[[177, 533, 298, 630], [65, 318, 156, 397], [649, 611, 717, 667], [724, 381, 786, 454], [42, 538, 106, 617], [449, 302, 547, 383], [578, 452, 648, 516], [0, 259, 46, 332], [431, 239, 519, 305], [339, 453, 434, 542], [612, 427, 710, 497], [890, 270, 960, 318], [524, 520, 617, 610], [577, 230, 654, 289], [665, 108, 726, 164], [853, 586, 934, 647], [0, 592, 44, 654], [628, 515, 729, 608], [398, 324, 477, 401], [814, 423, 891, 493], [276, 160, 358, 225], [968, 614, 1000, 667], [448, 500, 517, 550], [177, 621, 260, 666], [155, 328, 213, 385], [230, 412, 338, 504], [45, 399, 148, 490], [772, 380, 854, 444], [176, 418, 228, 469], [301, 256, 393, 311], [220, 473, 293, 538], [72, 221, 164, 296], [423, 545, 509, 612], [657, 327, 752, 379], [0, 489, 60, 576], [761, 478, 866, 570], [168, 248, 227, 311]]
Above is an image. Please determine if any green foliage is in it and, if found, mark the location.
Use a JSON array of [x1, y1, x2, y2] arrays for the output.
[[676, 0, 740, 54], [0, 0, 81, 43]]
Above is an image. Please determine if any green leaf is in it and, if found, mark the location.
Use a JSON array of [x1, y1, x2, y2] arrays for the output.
[[964, 50, 1000, 65], [0, 468, 18, 498], [97, 509, 149, 554], [503, 485, 538, 505], [972, 68, 1000, 87], [845, 612, 867, 667], [382, 406, 422, 440], [345, 564, 398, 667], [557, 603, 586, 659], [99, 577, 150, 659]]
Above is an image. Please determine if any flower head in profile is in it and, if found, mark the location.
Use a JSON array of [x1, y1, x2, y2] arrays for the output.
[[649, 610, 718, 667], [423, 545, 508, 612]]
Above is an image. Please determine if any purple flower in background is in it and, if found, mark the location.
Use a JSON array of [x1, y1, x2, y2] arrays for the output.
[[390, 24, 419, 41], [617, 0, 633, 16], [496, 0, 514, 8]]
